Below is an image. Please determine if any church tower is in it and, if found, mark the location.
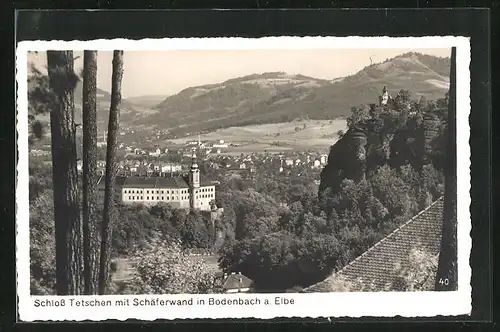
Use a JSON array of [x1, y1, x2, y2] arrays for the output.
[[189, 151, 200, 210]]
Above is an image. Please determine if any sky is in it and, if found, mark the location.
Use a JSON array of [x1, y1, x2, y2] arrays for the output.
[[28, 48, 451, 98]]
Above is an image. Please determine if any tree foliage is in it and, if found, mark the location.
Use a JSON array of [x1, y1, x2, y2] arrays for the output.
[[30, 191, 56, 295], [133, 240, 223, 294]]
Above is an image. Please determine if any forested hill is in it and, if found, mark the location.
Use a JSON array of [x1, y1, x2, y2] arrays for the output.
[[72, 81, 142, 130], [27, 68, 143, 130], [131, 52, 450, 136]]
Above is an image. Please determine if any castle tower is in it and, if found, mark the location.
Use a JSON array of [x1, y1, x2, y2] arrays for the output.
[[379, 86, 389, 106], [189, 151, 200, 210]]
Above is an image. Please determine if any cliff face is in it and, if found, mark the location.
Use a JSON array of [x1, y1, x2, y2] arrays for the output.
[[319, 91, 446, 197], [319, 128, 368, 194]]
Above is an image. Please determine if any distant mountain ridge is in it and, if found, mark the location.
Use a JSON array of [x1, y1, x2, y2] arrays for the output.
[[40, 52, 448, 134], [130, 52, 450, 136], [126, 95, 170, 108], [71, 81, 143, 130]]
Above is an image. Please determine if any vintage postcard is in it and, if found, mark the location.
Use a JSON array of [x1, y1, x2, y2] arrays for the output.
[[16, 36, 471, 321]]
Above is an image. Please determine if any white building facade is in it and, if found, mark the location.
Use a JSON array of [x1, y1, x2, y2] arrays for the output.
[[98, 154, 215, 211]]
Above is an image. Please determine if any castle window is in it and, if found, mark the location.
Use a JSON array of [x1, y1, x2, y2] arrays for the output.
[[156, 190, 159, 194], [162, 196, 164, 200], [146, 196, 149, 200], [128, 196, 131, 200], [161, 190, 164, 194], [167, 197, 169, 200], [146, 190, 149, 194]]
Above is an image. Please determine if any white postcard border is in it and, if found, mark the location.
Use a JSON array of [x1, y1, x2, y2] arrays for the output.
[[16, 36, 471, 321]]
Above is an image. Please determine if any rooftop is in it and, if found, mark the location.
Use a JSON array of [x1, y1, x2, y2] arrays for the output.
[[98, 175, 216, 189], [223, 272, 254, 290], [305, 197, 444, 292]]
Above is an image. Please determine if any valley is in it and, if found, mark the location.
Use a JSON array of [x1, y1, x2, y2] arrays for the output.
[[170, 119, 348, 154]]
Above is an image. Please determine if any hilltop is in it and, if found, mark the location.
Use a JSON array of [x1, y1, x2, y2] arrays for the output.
[[126, 95, 170, 109], [28, 75, 143, 131], [130, 52, 450, 136], [72, 81, 141, 130]]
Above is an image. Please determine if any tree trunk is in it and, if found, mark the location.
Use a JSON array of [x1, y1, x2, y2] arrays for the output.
[[47, 51, 83, 295], [98, 50, 124, 294], [82, 51, 99, 294], [435, 47, 458, 291]]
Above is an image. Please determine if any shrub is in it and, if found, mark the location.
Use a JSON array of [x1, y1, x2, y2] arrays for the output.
[[392, 247, 438, 291], [133, 240, 223, 294], [29, 191, 56, 295]]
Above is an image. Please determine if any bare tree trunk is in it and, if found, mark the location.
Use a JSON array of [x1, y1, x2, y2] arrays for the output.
[[82, 51, 99, 294], [47, 51, 83, 295], [435, 47, 458, 291], [98, 50, 124, 294]]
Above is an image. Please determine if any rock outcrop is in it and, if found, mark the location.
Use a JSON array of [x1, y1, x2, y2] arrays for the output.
[[319, 127, 368, 194], [319, 87, 447, 197]]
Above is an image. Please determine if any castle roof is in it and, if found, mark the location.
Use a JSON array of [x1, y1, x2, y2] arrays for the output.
[[96, 175, 127, 188], [305, 197, 444, 292], [98, 175, 216, 189]]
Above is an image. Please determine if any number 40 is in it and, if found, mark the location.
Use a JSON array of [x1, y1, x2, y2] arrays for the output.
[[439, 278, 450, 285]]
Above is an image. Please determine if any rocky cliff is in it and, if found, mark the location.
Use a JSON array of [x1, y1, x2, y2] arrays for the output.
[[319, 88, 447, 197]]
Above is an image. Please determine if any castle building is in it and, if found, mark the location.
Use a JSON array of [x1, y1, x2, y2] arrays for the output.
[[97, 153, 216, 211], [379, 86, 391, 106]]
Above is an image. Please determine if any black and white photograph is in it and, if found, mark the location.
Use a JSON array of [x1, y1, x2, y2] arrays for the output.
[[16, 36, 471, 320]]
